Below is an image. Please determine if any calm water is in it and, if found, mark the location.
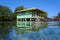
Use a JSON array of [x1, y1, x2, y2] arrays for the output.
[[0, 21, 60, 40]]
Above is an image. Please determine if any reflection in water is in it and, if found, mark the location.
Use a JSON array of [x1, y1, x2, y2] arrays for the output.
[[16, 21, 48, 34], [15, 21, 48, 40], [16, 21, 60, 40], [16, 28, 39, 34], [0, 22, 15, 40], [0, 21, 60, 40], [17, 21, 48, 28], [57, 21, 60, 27]]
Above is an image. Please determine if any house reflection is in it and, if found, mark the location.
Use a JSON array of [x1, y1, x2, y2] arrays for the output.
[[16, 21, 48, 34]]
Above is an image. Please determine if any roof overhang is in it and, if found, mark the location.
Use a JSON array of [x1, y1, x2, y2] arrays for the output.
[[16, 8, 45, 13]]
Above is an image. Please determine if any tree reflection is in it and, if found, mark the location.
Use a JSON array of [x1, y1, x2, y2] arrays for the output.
[[57, 21, 60, 27], [0, 22, 15, 39]]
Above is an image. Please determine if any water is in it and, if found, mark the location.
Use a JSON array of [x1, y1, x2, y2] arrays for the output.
[[0, 21, 60, 40]]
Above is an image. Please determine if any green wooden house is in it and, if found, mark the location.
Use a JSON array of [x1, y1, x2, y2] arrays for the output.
[[16, 8, 47, 28]]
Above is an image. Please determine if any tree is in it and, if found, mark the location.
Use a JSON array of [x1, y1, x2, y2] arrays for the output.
[[0, 5, 12, 15], [15, 6, 25, 11], [9, 13, 17, 21], [57, 12, 60, 18], [0, 5, 12, 21]]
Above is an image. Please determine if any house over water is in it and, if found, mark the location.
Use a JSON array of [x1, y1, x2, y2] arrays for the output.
[[16, 8, 47, 28]]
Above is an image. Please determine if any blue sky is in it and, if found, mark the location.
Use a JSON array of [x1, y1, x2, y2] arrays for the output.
[[0, 0, 60, 17]]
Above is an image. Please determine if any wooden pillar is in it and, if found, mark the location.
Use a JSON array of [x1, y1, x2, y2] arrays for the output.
[[25, 18, 26, 27], [30, 18, 31, 27], [32, 10, 34, 17]]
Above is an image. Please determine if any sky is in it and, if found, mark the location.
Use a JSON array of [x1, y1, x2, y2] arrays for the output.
[[0, 0, 60, 17]]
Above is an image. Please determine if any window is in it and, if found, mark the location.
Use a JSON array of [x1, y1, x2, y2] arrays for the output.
[[22, 18, 25, 21], [17, 13, 22, 16], [31, 18, 36, 21], [22, 12, 25, 15], [18, 18, 25, 21], [26, 12, 29, 15], [18, 19, 20, 21], [30, 12, 32, 15], [17, 12, 25, 16], [26, 18, 30, 21]]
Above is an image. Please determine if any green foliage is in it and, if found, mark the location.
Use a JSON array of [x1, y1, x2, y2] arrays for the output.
[[56, 12, 60, 18], [0, 5, 12, 15], [57, 12, 60, 18], [15, 6, 25, 11], [0, 5, 13, 21], [9, 13, 17, 21]]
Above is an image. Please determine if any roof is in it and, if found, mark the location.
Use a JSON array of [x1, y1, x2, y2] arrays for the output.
[[16, 8, 45, 13]]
